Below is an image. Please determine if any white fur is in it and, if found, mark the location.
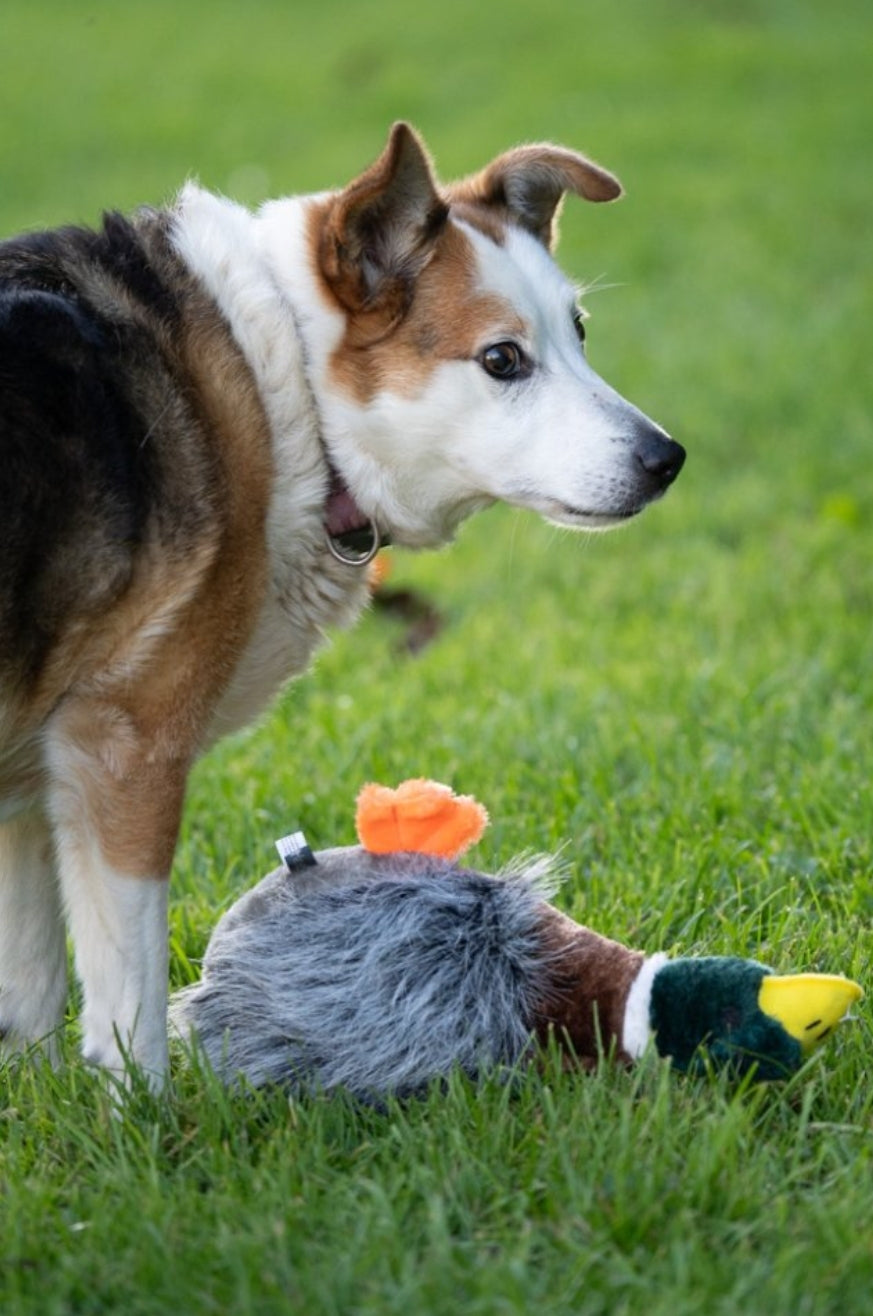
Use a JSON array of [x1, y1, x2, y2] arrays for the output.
[[37, 713, 172, 1086], [455, 226, 666, 529], [0, 809, 67, 1061], [310, 221, 655, 544], [622, 952, 669, 1059], [65, 873, 169, 1085], [0, 794, 169, 1085], [50, 760, 169, 1084]]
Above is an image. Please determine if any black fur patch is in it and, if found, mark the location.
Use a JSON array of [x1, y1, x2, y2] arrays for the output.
[[0, 212, 216, 684]]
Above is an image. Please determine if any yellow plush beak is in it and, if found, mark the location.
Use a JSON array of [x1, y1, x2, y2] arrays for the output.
[[758, 974, 864, 1052]]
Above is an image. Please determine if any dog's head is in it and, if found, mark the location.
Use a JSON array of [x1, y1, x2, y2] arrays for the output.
[[301, 123, 685, 549]]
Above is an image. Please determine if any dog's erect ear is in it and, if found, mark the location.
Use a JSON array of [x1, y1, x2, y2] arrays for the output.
[[319, 122, 449, 323], [447, 144, 622, 249]]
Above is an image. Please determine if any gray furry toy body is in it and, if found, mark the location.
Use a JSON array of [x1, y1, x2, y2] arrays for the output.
[[171, 850, 558, 1095]]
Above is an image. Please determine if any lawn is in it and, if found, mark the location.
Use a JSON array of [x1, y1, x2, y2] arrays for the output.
[[1, 0, 872, 1312]]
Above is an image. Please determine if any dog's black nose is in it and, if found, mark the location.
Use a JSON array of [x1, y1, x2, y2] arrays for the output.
[[634, 429, 686, 487]]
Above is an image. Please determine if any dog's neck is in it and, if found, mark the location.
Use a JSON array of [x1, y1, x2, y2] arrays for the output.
[[170, 186, 373, 744], [252, 197, 386, 566], [171, 186, 372, 625], [172, 186, 375, 564], [253, 194, 476, 553]]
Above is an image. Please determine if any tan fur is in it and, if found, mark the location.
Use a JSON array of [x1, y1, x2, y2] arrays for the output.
[[317, 209, 524, 403], [443, 200, 509, 247]]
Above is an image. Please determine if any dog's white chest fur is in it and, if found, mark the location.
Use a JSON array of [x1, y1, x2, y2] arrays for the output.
[[172, 187, 370, 742]]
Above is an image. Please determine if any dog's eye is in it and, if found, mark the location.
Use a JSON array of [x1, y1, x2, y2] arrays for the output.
[[479, 342, 525, 380], [573, 312, 587, 346]]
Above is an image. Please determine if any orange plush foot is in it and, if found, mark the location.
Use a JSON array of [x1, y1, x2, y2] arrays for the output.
[[355, 779, 488, 860]]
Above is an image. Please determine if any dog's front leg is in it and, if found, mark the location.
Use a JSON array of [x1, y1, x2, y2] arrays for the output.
[[45, 696, 187, 1090], [0, 807, 68, 1063], [63, 866, 169, 1088]]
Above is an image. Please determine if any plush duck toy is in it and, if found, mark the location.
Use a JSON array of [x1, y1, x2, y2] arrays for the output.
[[171, 780, 863, 1095]]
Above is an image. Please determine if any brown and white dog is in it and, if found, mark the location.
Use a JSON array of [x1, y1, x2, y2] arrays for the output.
[[0, 123, 684, 1086]]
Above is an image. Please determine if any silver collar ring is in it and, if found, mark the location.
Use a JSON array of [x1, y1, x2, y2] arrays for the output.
[[325, 521, 382, 567]]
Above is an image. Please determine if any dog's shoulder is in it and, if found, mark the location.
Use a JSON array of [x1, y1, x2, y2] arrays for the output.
[[0, 210, 269, 690]]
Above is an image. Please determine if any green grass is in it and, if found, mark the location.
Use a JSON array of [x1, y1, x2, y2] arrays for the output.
[[2, 0, 873, 1311]]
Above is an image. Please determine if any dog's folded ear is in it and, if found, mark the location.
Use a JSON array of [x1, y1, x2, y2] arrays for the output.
[[447, 144, 622, 249], [319, 122, 449, 327]]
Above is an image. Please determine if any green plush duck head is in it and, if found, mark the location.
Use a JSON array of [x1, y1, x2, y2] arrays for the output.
[[649, 957, 863, 1079]]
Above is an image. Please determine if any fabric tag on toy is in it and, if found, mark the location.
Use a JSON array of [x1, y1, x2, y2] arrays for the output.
[[275, 830, 317, 872]]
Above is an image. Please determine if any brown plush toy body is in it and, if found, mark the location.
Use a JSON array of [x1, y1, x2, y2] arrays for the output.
[[171, 782, 862, 1095]]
